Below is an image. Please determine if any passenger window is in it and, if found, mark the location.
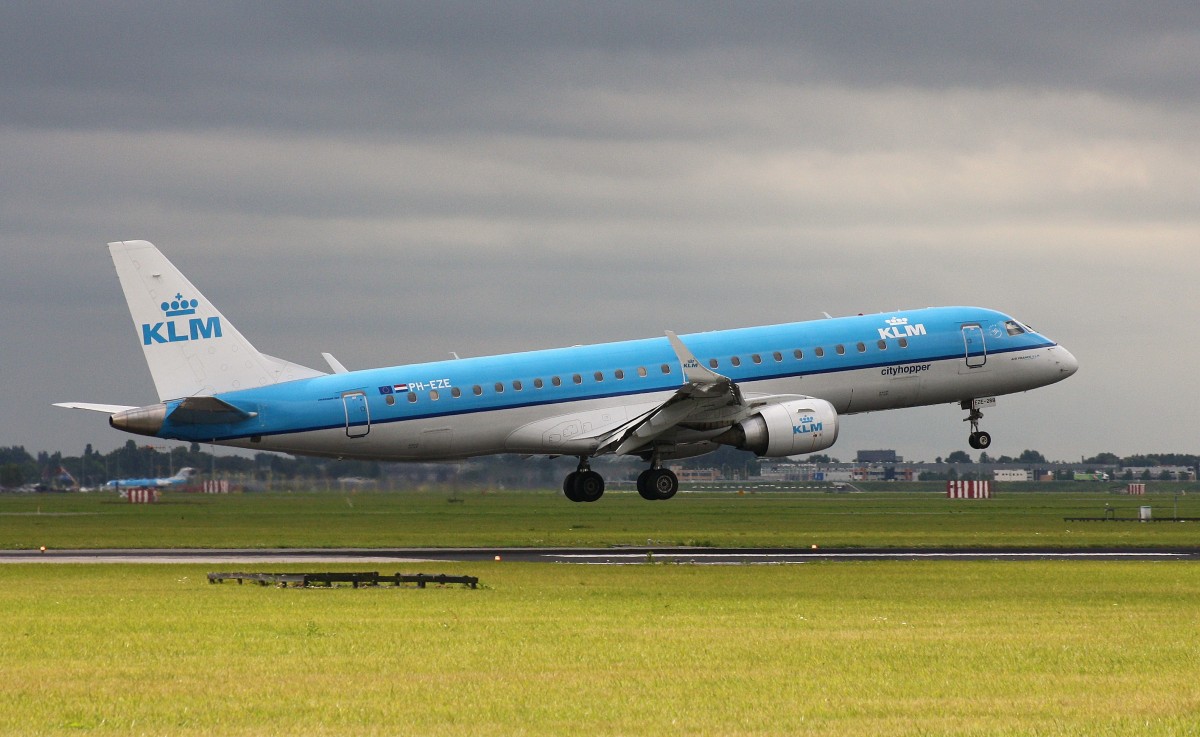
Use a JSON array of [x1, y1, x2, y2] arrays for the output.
[[793, 349, 803, 360], [661, 364, 671, 374], [637, 367, 648, 377], [407, 392, 417, 403], [836, 345, 845, 355], [752, 354, 762, 364], [877, 340, 887, 350], [494, 382, 504, 393], [513, 380, 522, 391], [429, 390, 439, 401], [385, 394, 395, 406], [473, 385, 482, 396], [731, 356, 741, 367], [552, 376, 562, 387], [856, 342, 866, 353], [614, 369, 625, 380], [572, 374, 582, 384], [534, 378, 544, 389], [709, 358, 720, 369], [773, 352, 782, 362], [451, 387, 461, 398], [899, 338, 909, 348], [594, 371, 603, 382], [815, 347, 825, 358]]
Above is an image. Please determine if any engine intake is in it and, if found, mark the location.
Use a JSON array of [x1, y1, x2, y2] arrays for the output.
[[716, 398, 839, 457]]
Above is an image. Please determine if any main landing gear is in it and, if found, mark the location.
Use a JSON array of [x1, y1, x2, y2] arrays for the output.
[[563, 459, 604, 503], [561, 458, 680, 502], [962, 400, 992, 450], [636, 466, 679, 501]]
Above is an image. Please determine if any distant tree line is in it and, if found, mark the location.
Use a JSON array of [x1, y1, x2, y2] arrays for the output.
[[1, 442, 1197, 490], [0, 441, 382, 490]]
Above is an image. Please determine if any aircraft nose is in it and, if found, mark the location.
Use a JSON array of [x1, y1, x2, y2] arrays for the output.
[[1056, 346, 1079, 377]]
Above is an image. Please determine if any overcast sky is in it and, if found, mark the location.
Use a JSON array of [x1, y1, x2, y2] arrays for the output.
[[2, 2, 1197, 465]]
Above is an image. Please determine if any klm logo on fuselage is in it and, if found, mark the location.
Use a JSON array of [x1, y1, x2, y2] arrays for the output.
[[878, 316, 926, 341], [793, 414, 823, 434], [141, 294, 222, 346]]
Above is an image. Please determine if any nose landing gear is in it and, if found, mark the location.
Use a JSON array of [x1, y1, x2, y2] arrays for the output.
[[962, 399, 992, 450]]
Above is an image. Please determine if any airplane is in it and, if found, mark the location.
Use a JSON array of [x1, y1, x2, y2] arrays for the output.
[[56, 240, 1078, 502], [104, 467, 197, 490]]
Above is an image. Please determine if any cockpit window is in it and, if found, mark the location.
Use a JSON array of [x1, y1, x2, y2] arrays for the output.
[[1004, 320, 1027, 336]]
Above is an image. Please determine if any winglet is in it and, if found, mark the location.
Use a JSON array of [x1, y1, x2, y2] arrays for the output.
[[665, 331, 726, 385], [322, 352, 349, 374]]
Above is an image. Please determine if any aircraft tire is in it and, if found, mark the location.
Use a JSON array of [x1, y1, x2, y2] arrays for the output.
[[969, 431, 994, 450], [563, 472, 582, 501], [636, 470, 657, 500], [639, 468, 678, 500], [574, 471, 605, 502]]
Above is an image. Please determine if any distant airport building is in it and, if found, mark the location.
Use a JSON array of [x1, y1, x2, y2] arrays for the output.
[[993, 469, 1029, 482], [856, 450, 901, 464]]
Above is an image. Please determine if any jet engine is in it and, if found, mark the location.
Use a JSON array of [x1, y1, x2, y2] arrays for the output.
[[716, 397, 839, 457]]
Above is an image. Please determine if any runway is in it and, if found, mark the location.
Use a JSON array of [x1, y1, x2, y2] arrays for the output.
[[3, 546, 1198, 564]]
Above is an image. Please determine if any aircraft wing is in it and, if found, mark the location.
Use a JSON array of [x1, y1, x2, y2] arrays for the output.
[[594, 331, 745, 457]]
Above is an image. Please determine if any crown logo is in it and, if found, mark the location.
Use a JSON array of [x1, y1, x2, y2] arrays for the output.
[[161, 293, 199, 317], [885, 316, 908, 326]]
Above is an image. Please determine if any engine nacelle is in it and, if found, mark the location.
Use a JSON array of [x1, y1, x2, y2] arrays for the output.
[[717, 398, 839, 457]]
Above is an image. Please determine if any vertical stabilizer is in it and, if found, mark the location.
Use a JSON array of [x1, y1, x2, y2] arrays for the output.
[[108, 240, 323, 401]]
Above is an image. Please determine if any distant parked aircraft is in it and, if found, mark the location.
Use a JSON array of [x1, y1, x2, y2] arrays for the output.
[[58, 241, 1077, 502], [105, 467, 197, 490]]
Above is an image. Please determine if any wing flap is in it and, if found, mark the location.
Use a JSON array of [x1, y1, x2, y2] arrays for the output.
[[593, 331, 745, 456]]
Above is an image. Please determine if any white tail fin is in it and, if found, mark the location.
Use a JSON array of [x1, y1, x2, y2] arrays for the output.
[[108, 240, 324, 401]]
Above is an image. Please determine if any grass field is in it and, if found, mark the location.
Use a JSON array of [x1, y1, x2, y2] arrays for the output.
[[2, 487, 1200, 550], [1, 561, 1198, 736], [4, 490, 1198, 735]]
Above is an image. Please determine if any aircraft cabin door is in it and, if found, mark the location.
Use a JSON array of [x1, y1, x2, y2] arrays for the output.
[[341, 391, 370, 438], [961, 325, 987, 370]]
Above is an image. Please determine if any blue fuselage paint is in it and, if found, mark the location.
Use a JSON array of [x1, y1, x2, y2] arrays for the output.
[[146, 306, 1073, 462]]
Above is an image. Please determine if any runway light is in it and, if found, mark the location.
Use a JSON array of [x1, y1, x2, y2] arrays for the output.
[[494, 555, 501, 561], [811, 544, 818, 550], [39, 546, 46, 553]]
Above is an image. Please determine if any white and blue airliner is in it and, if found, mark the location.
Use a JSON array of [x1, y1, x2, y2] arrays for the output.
[[57, 241, 1078, 502]]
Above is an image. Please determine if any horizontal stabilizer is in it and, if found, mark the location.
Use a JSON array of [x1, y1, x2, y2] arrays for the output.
[[53, 402, 137, 414]]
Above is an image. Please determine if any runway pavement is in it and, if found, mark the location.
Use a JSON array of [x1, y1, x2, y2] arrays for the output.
[[2, 546, 1198, 564]]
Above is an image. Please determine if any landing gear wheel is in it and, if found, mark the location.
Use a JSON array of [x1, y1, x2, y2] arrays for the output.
[[564, 470, 603, 502], [637, 468, 678, 500], [573, 470, 605, 503], [968, 431, 992, 450]]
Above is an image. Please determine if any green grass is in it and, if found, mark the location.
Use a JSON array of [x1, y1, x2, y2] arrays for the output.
[[1, 562, 1198, 736], [2, 488, 1200, 550]]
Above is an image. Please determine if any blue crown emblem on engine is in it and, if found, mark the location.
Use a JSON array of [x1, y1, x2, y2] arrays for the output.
[[161, 294, 199, 317]]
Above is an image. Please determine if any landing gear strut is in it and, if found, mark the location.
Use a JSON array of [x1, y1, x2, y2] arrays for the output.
[[962, 400, 992, 450], [563, 458, 604, 503]]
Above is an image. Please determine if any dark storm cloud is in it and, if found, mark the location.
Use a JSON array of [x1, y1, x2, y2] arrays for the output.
[[3, 2, 1198, 461], [3, 2, 1198, 138]]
